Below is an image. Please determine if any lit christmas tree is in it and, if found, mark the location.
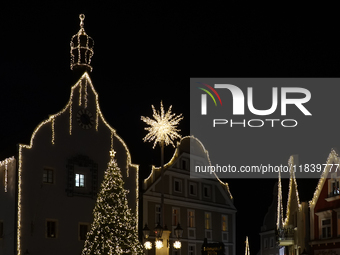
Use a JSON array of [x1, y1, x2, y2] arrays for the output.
[[81, 150, 143, 255]]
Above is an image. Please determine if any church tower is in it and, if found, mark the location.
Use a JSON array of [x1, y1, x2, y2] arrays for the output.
[[0, 14, 139, 255]]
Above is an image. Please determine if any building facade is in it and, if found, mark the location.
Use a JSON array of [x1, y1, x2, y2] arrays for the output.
[[277, 155, 309, 255], [309, 149, 340, 255], [0, 15, 139, 255], [259, 183, 281, 255], [142, 136, 237, 255]]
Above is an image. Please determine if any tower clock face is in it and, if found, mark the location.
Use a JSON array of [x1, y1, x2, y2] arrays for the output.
[[77, 109, 95, 129]]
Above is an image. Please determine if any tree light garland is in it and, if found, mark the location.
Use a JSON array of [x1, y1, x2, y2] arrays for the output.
[[245, 236, 250, 255], [81, 150, 143, 255]]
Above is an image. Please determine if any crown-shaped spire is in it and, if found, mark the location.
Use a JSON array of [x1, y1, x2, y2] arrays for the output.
[[70, 14, 94, 72]]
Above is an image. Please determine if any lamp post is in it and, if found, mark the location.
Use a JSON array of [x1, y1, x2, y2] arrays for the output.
[[173, 223, 183, 249], [143, 224, 152, 250], [141, 101, 183, 255]]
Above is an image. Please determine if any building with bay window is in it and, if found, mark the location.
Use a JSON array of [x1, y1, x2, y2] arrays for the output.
[[142, 136, 237, 255]]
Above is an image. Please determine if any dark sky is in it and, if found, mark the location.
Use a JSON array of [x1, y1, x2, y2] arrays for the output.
[[1, 2, 338, 254]]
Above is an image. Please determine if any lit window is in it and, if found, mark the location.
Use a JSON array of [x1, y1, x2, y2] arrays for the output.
[[174, 179, 182, 193], [333, 180, 340, 195], [322, 218, 331, 238], [43, 169, 54, 184], [75, 173, 85, 187], [222, 215, 228, 231], [172, 208, 180, 226], [46, 220, 57, 238], [205, 212, 211, 230], [79, 223, 89, 240], [188, 210, 195, 228]]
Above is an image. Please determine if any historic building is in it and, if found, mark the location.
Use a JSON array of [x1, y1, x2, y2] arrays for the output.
[[0, 14, 139, 255], [277, 155, 309, 255], [309, 148, 340, 255], [259, 182, 281, 255], [142, 136, 237, 255]]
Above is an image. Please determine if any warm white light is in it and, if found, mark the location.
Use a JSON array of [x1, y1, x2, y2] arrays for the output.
[[173, 240, 181, 249], [141, 101, 183, 148], [144, 241, 152, 250], [245, 236, 250, 255], [155, 240, 163, 249]]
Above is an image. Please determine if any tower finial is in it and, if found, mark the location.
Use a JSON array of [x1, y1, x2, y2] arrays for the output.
[[79, 14, 85, 29], [70, 14, 94, 72]]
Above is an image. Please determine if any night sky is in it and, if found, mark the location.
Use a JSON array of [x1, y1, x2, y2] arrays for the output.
[[1, 2, 338, 254]]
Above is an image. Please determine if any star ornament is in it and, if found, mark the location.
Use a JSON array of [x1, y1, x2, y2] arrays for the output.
[[141, 101, 183, 149]]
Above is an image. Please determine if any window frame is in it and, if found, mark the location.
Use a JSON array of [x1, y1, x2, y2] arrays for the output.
[[75, 173, 85, 188], [189, 182, 197, 196], [321, 218, 332, 239], [155, 204, 161, 226], [46, 219, 58, 239], [264, 238, 268, 249], [173, 178, 182, 193], [43, 168, 54, 184], [188, 243, 196, 255], [0, 221, 3, 239], [79, 222, 90, 241], [203, 184, 211, 199]]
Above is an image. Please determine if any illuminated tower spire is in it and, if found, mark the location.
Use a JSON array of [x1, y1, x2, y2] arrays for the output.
[[70, 14, 94, 73]]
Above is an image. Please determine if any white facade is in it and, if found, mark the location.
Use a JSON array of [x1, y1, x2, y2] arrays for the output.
[[143, 136, 237, 255], [0, 72, 139, 255]]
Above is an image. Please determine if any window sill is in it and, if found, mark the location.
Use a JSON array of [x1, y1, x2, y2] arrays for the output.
[[325, 195, 340, 202]]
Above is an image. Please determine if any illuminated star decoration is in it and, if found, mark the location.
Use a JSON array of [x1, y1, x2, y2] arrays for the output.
[[141, 101, 183, 149]]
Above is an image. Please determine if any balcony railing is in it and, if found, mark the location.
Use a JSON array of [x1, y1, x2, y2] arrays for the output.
[[277, 226, 295, 246]]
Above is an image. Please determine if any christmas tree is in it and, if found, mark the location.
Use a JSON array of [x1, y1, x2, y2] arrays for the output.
[[82, 150, 143, 255]]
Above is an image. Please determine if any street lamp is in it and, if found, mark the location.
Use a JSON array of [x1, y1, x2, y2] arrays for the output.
[[173, 223, 183, 250], [143, 224, 151, 239], [142, 101, 183, 253], [174, 223, 183, 238], [154, 223, 164, 239], [143, 224, 152, 250]]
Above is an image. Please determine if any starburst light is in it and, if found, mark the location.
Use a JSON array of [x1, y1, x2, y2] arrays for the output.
[[141, 101, 183, 148]]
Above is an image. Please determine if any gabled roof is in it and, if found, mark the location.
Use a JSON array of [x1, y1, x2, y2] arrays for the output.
[[143, 135, 233, 200], [18, 72, 136, 171], [277, 155, 302, 228], [309, 148, 340, 208]]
